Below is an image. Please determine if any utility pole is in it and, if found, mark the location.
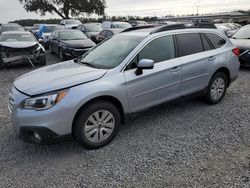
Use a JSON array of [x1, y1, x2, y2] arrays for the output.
[[196, 0, 201, 15]]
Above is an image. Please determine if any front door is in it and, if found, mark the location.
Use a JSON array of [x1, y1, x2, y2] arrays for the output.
[[124, 35, 182, 113]]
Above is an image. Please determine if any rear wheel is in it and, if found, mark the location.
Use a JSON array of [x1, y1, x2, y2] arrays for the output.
[[205, 72, 228, 104], [73, 101, 121, 149], [49, 44, 53, 54], [38, 55, 47, 66]]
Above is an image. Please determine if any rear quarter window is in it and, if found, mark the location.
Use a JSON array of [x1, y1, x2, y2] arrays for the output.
[[205, 33, 226, 49], [176, 33, 203, 56]]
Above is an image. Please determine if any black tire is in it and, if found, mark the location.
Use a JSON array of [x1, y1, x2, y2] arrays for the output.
[[73, 100, 121, 149], [48, 44, 53, 54], [59, 49, 66, 61], [205, 72, 228, 105], [38, 55, 47, 66]]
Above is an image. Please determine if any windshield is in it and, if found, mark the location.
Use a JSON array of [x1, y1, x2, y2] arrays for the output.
[[80, 35, 143, 69], [85, 24, 102, 32], [59, 31, 87, 40], [44, 26, 61, 33], [66, 20, 81, 25], [1, 33, 35, 42], [232, 26, 250, 39], [115, 23, 132, 29]]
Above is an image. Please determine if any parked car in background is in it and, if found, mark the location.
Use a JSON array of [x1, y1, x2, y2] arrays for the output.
[[49, 29, 96, 60], [0, 31, 46, 68], [77, 23, 102, 43], [24, 26, 33, 32], [129, 20, 148, 27], [60, 19, 82, 29], [95, 29, 123, 43], [37, 24, 62, 48], [0, 24, 24, 35], [231, 25, 250, 67], [31, 24, 42, 38], [216, 23, 239, 37], [102, 21, 132, 30], [9, 25, 239, 149]]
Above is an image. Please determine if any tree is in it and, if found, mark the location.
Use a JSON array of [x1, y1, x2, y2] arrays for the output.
[[19, 0, 106, 19]]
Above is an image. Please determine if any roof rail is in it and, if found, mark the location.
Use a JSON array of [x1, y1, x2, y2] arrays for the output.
[[150, 24, 186, 34], [191, 22, 217, 29], [150, 23, 217, 34], [121, 25, 158, 33]]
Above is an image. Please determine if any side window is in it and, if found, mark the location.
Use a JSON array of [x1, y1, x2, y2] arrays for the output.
[[201, 34, 213, 51], [205, 33, 226, 49], [177, 33, 203, 56], [100, 31, 107, 37], [126, 35, 175, 70], [111, 24, 116, 29], [106, 31, 113, 38], [139, 35, 175, 63]]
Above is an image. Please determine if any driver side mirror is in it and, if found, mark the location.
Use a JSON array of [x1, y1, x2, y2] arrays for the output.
[[135, 59, 154, 76]]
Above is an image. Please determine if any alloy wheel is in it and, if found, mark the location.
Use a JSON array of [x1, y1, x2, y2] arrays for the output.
[[83, 110, 115, 143]]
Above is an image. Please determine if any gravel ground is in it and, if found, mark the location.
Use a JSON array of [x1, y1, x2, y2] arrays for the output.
[[0, 53, 250, 187]]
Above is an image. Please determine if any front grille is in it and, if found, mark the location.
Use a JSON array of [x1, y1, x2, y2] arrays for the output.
[[8, 91, 14, 113]]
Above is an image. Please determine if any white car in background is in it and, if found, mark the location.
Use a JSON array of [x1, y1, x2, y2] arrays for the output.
[[102, 21, 132, 30], [60, 19, 82, 29]]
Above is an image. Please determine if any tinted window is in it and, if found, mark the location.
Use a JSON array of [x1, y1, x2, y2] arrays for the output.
[[201, 34, 213, 51], [106, 31, 113, 38], [139, 36, 175, 63], [177, 33, 203, 56], [100, 30, 107, 37], [205, 33, 226, 49], [126, 36, 175, 70]]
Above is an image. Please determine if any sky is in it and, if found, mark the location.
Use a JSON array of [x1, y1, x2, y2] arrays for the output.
[[0, 0, 250, 23]]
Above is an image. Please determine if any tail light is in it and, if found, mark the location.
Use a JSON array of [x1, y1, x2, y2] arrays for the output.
[[232, 48, 240, 57]]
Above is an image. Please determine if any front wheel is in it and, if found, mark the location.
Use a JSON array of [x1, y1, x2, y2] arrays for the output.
[[205, 72, 228, 105], [73, 101, 121, 149]]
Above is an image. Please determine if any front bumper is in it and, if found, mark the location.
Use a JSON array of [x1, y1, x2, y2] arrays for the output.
[[19, 126, 71, 144], [63, 48, 91, 58], [9, 86, 74, 144]]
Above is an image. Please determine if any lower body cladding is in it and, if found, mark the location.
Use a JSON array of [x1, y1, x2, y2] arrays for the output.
[[239, 49, 250, 67], [9, 87, 75, 144]]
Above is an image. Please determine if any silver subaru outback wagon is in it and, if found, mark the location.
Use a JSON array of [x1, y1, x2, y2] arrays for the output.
[[8, 25, 240, 149]]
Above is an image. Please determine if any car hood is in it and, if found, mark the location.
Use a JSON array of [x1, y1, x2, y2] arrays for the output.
[[86, 32, 99, 36], [65, 24, 79, 29], [14, 60, 108, 96], [230, 39, 250, 49], [62, 39, 96, 49], [0, 42, 37, 48]]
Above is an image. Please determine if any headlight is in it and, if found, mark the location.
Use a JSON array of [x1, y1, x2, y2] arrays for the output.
[[22, 90, 68, 111]]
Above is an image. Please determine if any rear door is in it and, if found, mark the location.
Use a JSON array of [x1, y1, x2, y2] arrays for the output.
[[124, 35, 182, 113], [176, 33, 213, 96]]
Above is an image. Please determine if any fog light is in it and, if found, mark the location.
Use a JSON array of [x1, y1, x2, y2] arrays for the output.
[[34, 132, 42, 141]]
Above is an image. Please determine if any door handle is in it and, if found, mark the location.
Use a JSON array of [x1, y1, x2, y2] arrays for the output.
[[208, 56, 216, 61], [171, 66, 181, 72]]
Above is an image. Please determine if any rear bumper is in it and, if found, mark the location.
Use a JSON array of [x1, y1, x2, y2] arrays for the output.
[[19, 126, 71, 144]]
